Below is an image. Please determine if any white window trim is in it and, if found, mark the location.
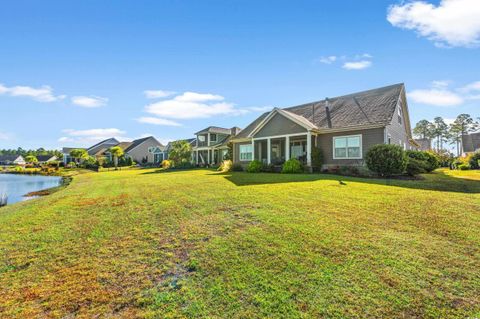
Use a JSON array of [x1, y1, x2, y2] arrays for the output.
[[239, 144, 253, 161], [332, 134, 363, 160]]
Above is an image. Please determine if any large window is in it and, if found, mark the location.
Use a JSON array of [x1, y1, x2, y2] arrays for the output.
[[333, 135, 362, 159], [239, 144, 253, 161], [210, 134, 217, 142]]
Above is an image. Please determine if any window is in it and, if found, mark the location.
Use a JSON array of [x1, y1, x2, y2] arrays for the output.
[[198, 135, 205, 142], [210, 134, 217, 142], [387, 134, 392, 145], [333, 135, 362, 159], [239, 144, 253, 161]]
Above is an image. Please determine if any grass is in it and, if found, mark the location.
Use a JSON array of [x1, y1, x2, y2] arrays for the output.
[[0, 168, 479, 318]]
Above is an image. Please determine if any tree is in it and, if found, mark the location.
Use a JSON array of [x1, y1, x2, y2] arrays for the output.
[[70, 149, 89, 164], [25, 155, 38, 164], [168, 140, 192, 166], [413, 120, 434, 141], [432, 117, 449, 151], [108, 146, 124, 169], [449, 114, 479, 155]]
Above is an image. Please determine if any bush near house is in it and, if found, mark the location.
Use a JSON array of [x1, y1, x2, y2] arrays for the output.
[[405, 150, 439, 173], [311, 146, 323, 169], [246, 160, 263, 173], [366, 144, 407, 177], [405, 158, 428, 176], [281, 158, 303, 174], [161, 160, 173, 169], [468, 151, 480, 169]]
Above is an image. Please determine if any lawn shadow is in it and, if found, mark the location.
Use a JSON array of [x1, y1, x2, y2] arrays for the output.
[[216, 170, 480, 194]]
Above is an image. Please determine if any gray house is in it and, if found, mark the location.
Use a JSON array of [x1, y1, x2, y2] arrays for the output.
[[193, 126, 241, 165], [462, 132, 480, 154], [0, 155, 26, 166], [231, 83, 418, 169]]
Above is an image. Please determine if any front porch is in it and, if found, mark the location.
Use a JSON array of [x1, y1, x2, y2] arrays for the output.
[[251, 133, 315, 166], [194, 148, 228, 166]]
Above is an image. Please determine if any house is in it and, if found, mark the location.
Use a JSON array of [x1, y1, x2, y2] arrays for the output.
[[462, 132, 480, 154], [414, 138, 432, 151], [230, 83, 418, 170], [0, 155, 26, 166], [36, 155, 58, 164], [192, 126, 241, 165], [62, 136, 165, 165]]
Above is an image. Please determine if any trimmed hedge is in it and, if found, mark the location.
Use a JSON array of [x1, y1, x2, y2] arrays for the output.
[[405, 150, 439, 173], [281, 158, 303, 174], [246, 160, 263, 173], [366, 144, 407, 176]]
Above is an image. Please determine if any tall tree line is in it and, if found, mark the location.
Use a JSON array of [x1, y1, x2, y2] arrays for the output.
[[413, 114, 479, 155], [0, 147, 62, 158]]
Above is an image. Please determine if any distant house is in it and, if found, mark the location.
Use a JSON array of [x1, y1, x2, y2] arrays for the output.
[[36, 155, 58, 164], [192, 126, 241, 165], [0, 155, 26, 166], [462, 132, 480, 154], [414, 138, 432, 151], [61, 136, 165, 165], [230, 83, 418, 169]]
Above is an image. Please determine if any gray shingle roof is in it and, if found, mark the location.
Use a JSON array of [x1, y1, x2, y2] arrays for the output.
[[124, 136, 163, 153], [234, 83, 404, 139], [195, 126, 232, 135], [462, 132, 480, 153]]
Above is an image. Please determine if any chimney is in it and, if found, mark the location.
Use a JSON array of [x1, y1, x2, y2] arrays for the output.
[[325, 97, 332, 128]]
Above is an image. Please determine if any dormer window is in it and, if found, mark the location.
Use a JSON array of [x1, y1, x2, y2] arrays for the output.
[[210, 134, 217, 142]]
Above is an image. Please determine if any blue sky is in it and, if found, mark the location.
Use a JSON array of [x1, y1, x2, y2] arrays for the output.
[[0, 0, 479, 149]]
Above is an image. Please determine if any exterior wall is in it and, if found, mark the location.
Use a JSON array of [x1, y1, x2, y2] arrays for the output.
[[126, 138, 162, 164], [233, 141, 253, 165], [386, 99, 415, 150], [254, 113, 306, 138], [317, 127, 385, 167], [196, 133, 229, 147]]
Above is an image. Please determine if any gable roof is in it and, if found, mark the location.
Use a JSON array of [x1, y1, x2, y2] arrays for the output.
[[124, 136, 164, 153], [36, 155, 57, 162], [195, 126, 233, 135], [0, 155, 24, 162], [462, 132, 480, 153], [86, 138, 119, 152], [234, 83, 406, 140]]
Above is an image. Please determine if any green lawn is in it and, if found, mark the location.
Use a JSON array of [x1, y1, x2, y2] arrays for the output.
[[0, 168, 479, 318]]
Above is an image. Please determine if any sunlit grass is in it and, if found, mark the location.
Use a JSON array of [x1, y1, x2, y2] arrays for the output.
[[0, 168, 479, 318]]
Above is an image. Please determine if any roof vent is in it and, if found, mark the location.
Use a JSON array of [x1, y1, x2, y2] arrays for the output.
[[325, 98, 332, 128]]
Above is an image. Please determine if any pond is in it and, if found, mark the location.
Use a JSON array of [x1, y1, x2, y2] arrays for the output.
[[0, 174, 62, 206]]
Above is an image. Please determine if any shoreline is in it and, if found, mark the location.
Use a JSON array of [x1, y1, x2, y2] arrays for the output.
[[23, 176, 72, 198]]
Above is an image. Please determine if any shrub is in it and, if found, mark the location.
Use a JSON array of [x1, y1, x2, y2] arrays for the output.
[[218, 160, 233, 172], [406, 158, 427, 176], [232, 163, 244, 172], [281, 158, 303, 174], [468, 151, 480, 169], [424, 151, 440, 172], [406, 150, 438, 173], [246, 160, 263, 173], [458, 163, 470, 170], [161, 159, 173, 169], [366, 144, 407, 177], [311, 147, 323, 169], [176, 160, 194, 169]]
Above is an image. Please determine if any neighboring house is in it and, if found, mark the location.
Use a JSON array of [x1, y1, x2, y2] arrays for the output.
[[61, 147, 85, 164], [230, 83, 418, 169], [192, 126, 241, 165], [0, 155, 26, 166], [462, 132, 480, 154], [414, 138, 432, 151], [36, 155, 58, 163], [61, 136, 164, 165]]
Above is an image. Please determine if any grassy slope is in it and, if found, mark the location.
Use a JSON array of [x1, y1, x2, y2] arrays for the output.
[[0, 168, 479, 318]]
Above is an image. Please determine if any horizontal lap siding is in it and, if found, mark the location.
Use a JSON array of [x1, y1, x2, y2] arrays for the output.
[[317, 128, 385, 166], [254, 113, 306, 138]]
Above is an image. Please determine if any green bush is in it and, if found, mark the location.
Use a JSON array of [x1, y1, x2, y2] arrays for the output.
[[406, 150, 438, 173], [406, 158, 427, 176], [458, 163, 470, 170], [311, 147, 323, 168], [424, 151, 440, 172], [217, 160, 232, 172], [246, 160, 263, 173], [232, 163, 244, 172], [468, 151, 480, 169], [281, 158, 303, 174], [366, 144, 407, 177], [161, 159, 173, 169]]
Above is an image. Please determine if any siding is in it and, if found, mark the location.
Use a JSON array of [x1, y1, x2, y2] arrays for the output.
[[317, 127, 385, 167], [127, 138, 163, 164], [233, 141, 252, 164], [386, 98, 415, 150], [254, 113, 306, 138]]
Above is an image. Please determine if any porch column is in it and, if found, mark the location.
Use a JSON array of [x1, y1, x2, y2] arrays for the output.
[[251, 139, 255, 161], [196, 150, 199, 165], [285, 136, 290, 161], [207, 133, 211, 146], [306, 131, 312, 166], [267, 138, 271, 164], [207, 149, 210, 164]]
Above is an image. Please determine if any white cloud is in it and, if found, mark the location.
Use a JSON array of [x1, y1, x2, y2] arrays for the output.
[[317, 56, 337, 64], [409, 89, 464, 106], [459, 81, 480, 92], [0, 131, 10, 140], [387, 0, 480, 47], [144, 90, 176, 99], [246, 106, 274, 112], [0, 83, 65, 102], [71, 96, 108, 108], [342, 60, 372, 70], [58, 128, 127, 145], [144, 91, 246, 120], [136, 117, 182, 126]]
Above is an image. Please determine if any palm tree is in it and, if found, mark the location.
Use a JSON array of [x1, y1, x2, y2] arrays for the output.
[[108, 146, 124, 170], [25, 155, 38, 164], [69, 149, 89, 165]]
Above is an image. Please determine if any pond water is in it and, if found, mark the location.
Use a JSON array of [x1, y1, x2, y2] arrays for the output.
[[0, 174, 62, 206]]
